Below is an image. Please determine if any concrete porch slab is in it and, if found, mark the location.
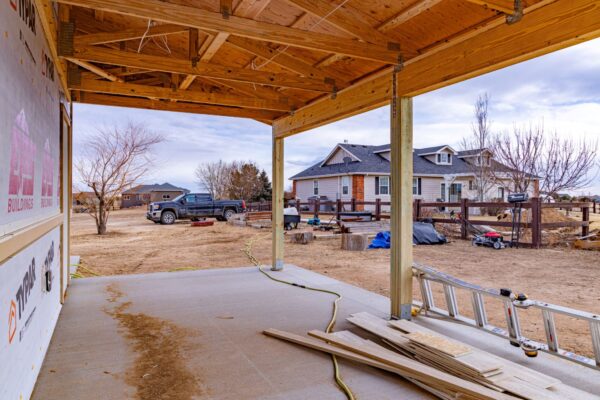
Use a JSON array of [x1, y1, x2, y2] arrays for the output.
[[32, 265, 600, 399]]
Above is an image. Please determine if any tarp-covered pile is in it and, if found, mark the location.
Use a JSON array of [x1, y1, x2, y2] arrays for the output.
[[368, 222, 447, 249]]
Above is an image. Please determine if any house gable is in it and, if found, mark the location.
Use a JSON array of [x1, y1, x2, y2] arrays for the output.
[[321, 144, 361, 166]]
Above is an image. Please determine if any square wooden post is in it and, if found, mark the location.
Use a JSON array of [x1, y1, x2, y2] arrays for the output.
[[272, 133, 284, 271], [390, 93, 413, 320]]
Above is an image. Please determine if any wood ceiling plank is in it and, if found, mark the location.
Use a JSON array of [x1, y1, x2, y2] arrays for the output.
[[282, 0, 392, 45], [377, 0, 445, 32], [71, 46, 336, 92], [465, 0, 514, 15], [76, 92, 280, 121], [55, 0, 401, 64], [71, 77, 293, 111], [273, 0, 600, 137], [75, 24, 188, 46], [234, 0, 272, 19]]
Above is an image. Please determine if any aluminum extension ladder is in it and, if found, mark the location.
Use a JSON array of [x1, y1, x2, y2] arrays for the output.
[[413, 263, 600, 371]]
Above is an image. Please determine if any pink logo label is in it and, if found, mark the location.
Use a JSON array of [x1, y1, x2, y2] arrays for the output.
[[8, 110, 36, 213]]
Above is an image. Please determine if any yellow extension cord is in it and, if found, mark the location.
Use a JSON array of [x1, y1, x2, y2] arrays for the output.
[[242, 234, 356, 400]]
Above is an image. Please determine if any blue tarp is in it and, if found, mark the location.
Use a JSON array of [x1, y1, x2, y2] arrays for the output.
[[368, 222, 447, 249]]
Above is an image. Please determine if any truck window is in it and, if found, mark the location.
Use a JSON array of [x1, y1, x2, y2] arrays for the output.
[[184, 194, 196, 203]]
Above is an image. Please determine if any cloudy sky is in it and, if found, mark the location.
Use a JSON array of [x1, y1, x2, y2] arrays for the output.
[[73, 38, 600, 195]]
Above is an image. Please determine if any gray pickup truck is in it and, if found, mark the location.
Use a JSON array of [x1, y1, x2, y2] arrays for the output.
[[146, 193, 246, 224]]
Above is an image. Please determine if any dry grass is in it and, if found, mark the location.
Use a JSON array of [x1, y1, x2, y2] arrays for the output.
[[73, 208, 600, 358]]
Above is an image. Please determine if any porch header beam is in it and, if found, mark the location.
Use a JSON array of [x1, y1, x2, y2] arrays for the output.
[[70, 77, 293, 111], [69, 46, 335, 93], [56, 0, 401, 64], [273, 0, 600, 137], [75, 92, 282, 121]]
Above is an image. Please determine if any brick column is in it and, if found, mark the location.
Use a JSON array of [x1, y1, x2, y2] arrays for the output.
[[291, 180, 297, 198], [352, 175, 365, 211]]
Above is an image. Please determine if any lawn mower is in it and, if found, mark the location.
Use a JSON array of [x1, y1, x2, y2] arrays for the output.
[[450, 210, 507, 250]]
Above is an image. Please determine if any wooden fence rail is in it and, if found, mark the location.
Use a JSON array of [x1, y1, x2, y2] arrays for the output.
[[247, 198, 592, 248]]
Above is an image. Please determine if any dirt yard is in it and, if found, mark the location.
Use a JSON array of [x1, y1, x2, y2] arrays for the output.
[[72, 208, 600, 358]]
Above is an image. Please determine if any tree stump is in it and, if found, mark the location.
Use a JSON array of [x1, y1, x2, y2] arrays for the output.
[[341, 233, 369, 251], [290, 232, 314, 244]]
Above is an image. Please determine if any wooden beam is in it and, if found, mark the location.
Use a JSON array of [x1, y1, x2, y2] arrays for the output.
[[465, 0, 514, 15], [180, 31, 231, 90], [227, 36, 343, 84], [71, 46, 336, 92], [203, 78, 302, 108], [56, 0, 401, 64], [234, 0, 272, 19], [75, 92, 281, 121], [0, 215, 63, 264], [67, 59, 124, 82], [74, 24, 188, 46], [377, 0, 444, 32], [70, 77, 293, 111], [271, 134, 284, 271], [282, 0, 391, 45], [34, 0, 71, 100], [390, 94, 413, 319], [273, 0, 600, 137]]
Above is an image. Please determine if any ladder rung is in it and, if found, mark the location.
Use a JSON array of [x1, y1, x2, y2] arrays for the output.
[[542, 310, 559, 352], [503, 300, 521, 342], [443, 284, 459, 318], [419, 278, 435, 310], [471, 292, 487, 328], [590, 321, 600, 366]]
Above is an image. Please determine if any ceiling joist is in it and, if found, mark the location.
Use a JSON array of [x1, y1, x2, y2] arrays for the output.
[[70, 77, 294, 111], [55, 0, 401, 64], [69, 46, 337, 93], [74, 24, 188, 46]]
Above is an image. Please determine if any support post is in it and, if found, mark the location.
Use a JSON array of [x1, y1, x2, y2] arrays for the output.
[[375, 198, 382, 221], [582, 203, 590, 237], [531, 197, 542, 248], [272, 133, 284, 271], [460, 198, 469, 240], [390, 93, 413, 320], [336, 199, 342, 220], [351, 197, 356, 212]]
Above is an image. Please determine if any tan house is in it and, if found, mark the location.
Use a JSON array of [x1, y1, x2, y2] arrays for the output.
[[121, 183, 189, 208], [291, 143, 538, 211]]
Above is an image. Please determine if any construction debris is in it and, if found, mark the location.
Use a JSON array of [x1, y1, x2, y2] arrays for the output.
[[290, 232, 314, 244], [574, 231, 600, 250], [265, 312, 600, 400]]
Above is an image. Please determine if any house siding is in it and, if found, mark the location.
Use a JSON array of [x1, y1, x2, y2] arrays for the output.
[[295, 177, 340, 201], [326, 148, 357, 165]]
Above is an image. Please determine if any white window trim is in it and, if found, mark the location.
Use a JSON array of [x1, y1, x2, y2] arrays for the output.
[[313, 180, 319, 196], [341, 176, 349, 195], [379, 176, 390, 195], [412, 177, 421, 195]]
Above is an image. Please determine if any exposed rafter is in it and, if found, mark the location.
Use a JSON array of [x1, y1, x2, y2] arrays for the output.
[[75, 24, 187, 46], [70, 77, 294, 111], [234, 0, 272, 19], [69, 46, 337, 92], [465, 0, 515, 15], [67, 59, 124, 82], [377, 0, 444, 32], [282, 0, 391, 45], [75, 92, 281, 121], [56, 0, 401, 64]]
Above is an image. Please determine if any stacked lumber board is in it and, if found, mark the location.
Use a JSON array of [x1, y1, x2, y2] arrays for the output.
[[341, 221, 390, 234], [246, 211, 272, 222], [264, 313, 600, 400]]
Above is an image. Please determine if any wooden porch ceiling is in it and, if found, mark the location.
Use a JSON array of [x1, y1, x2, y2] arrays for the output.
[[40, 0, 600, 129]]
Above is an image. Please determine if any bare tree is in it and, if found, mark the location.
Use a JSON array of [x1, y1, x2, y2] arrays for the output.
[[76, 123, 164, 234], [460, 93, 496, 201], [195, 160, 232, 199], [538, 133, 598, 196], [492, 123, 545, 193]]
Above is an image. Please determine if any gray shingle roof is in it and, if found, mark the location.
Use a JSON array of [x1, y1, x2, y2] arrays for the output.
[[123, 182, 190, 194], [290, 143, 475, 179]]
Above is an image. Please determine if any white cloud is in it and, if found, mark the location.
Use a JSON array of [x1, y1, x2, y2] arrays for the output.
[[73, 37, 600, 195]]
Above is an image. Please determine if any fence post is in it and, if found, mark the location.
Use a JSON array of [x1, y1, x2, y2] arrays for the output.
[[314, 198, 320, 219], [351, 197, 356, 212], [413, 199, 421, 222], [460, 198, 469, 240], [594, 201, 597, 214], [294, 198, 300, 214], [375, 198, 381, 221], [531, 197, 542, 248], [582, 203, 590, 237]]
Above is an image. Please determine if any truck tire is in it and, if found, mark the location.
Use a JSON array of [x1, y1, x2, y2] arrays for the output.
[[223, 209, 236, 221], [160, 210, 176, 225]]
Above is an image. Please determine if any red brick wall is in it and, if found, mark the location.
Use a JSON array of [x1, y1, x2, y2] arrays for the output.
[[352, 175, 365, 211]]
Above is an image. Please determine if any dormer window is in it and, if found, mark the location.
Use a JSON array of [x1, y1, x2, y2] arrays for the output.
[[437, 153, 451, 164]]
